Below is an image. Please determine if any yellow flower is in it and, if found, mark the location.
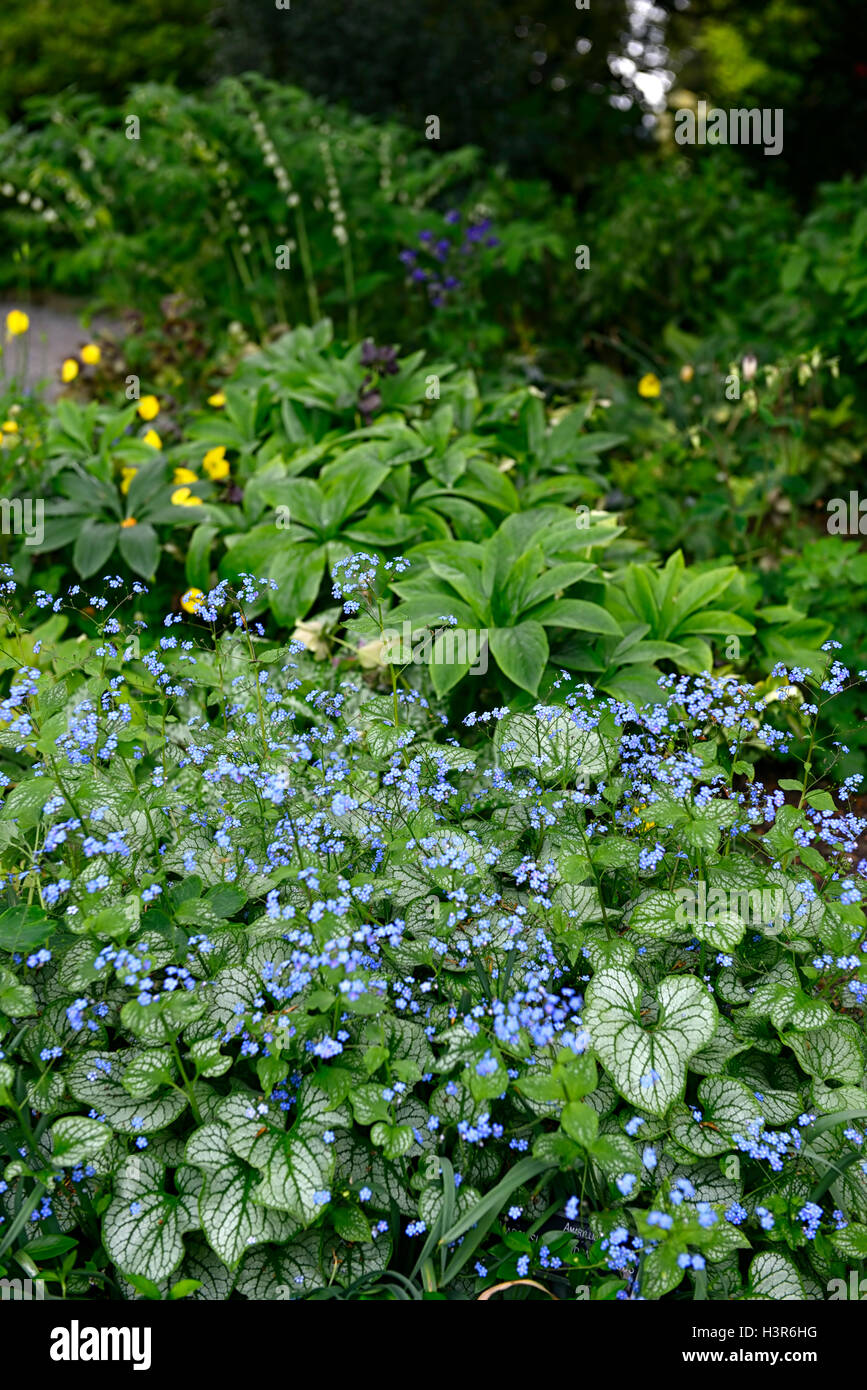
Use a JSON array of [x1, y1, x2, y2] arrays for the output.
[[679, 363, 694, 383], [6, 310, 29, 337], [143, 428, 162, 449], [181, 588, 205, 614], [61, 358, 79, 383], [137, 395, 160, 421], [173, 467, 198, 484], [1, 420, 19, 434], [120, 466, 138, 495], [120, 517, 138, 528], [202, 445, 229, 481], [81, 344, 101, 366], [638, 373, 662, 399], [207, 391, 226, 408], [171, 486, 203, 507]]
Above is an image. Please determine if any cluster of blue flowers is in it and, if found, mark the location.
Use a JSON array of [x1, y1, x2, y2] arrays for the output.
[[0, 563, 864, 1301]]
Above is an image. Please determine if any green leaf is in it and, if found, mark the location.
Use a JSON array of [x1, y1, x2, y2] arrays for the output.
[[124, 1273, 163, 1301], [561, 1101, 599, 1147], [747, 1251, 806, 1299], [49, 1115, 113, 1167], [642, 1241, 687, 1299], [437, 1156, 556, 1284], [832, 1224, 867, 1260], [74, 519, 119, 578], [0, 968, 37, 1017], [495, 708, 614, 782], [118, 522, 160, 578], [583, 968, 717, 1116], [168, 1278, 203, 1301], [68, 1051, 188, 1133], [121, 1049, 176, 1098], [787, 1020, 864, 1084], [185, 524, 219, 590], [349, 1084, 392, 1126], [219, 1088, 342, 1226], [103, 1155, 199, 1282], [371, 1122, 415, 1159], [528, 598, 621, 636], [21, 1234, 78, 1260], [670, 1076, 766, 1159], [185, 1124, 295, 1268], [628, 892, 689, 940], [0, 905, 54, 953], [489, 622, 548, 694], [333, 1205, 372, 1243], [0, 777, 58, 830]]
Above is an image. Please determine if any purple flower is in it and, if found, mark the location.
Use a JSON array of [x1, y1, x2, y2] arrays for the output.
[[444, 209, 460, 224], [398, 249, 417, 266]]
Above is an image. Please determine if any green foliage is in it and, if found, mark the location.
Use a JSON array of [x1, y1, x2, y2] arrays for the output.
[[0, 0, 213, 116], [0, 579, 863, 1301]]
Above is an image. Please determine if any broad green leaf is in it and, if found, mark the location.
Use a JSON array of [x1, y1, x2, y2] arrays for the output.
[[49, 1115, 113, 1167], [0, 905, 54, 953], [103, 1155, 199, 1282], [628, 892, 690, 940], [561, 1101, 599, 1147], [117, 522, 160, 579], [0, 968, 37, 1017], [747, 1251, 806, 1300], [583, 968, 717, 1116], [496, 708, 614, 783], [641, 1241, 687, 1299], [67, 1051, 188, 1133], [371, 1122, 415, 1159], [121, 1049, 176, 1099], [832, 1224, 867, 1260], [489, 622, 548, 695], [219, 1089, 342, 1225], [74, 519, 119, 578], [670, 1076, 764, 1159], [0, 777, 58, 829], [185, 1124, 298, 1268], [787, 1020, 864, 1084]]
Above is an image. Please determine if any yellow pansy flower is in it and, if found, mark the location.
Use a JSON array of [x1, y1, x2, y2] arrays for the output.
[[207, 392, 226, 407], [1, 420, 19, 434], [120, 466, 138, 495], [81, 344, 101, 366], [143, 429, 162, 449], [173, 467, 198, 484], [120, 517, 138, 528], [6, 310, 29, 337], [61, 358, 79, 383], [181, 588, 205, 613], [137, 395, 160, 421], [171, 486, 203, 507], [638, 373, 662, 399], [202, 445, 229, 480]]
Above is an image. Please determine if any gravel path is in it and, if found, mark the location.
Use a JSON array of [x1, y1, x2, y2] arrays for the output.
[[1, 299, 124, 399]]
